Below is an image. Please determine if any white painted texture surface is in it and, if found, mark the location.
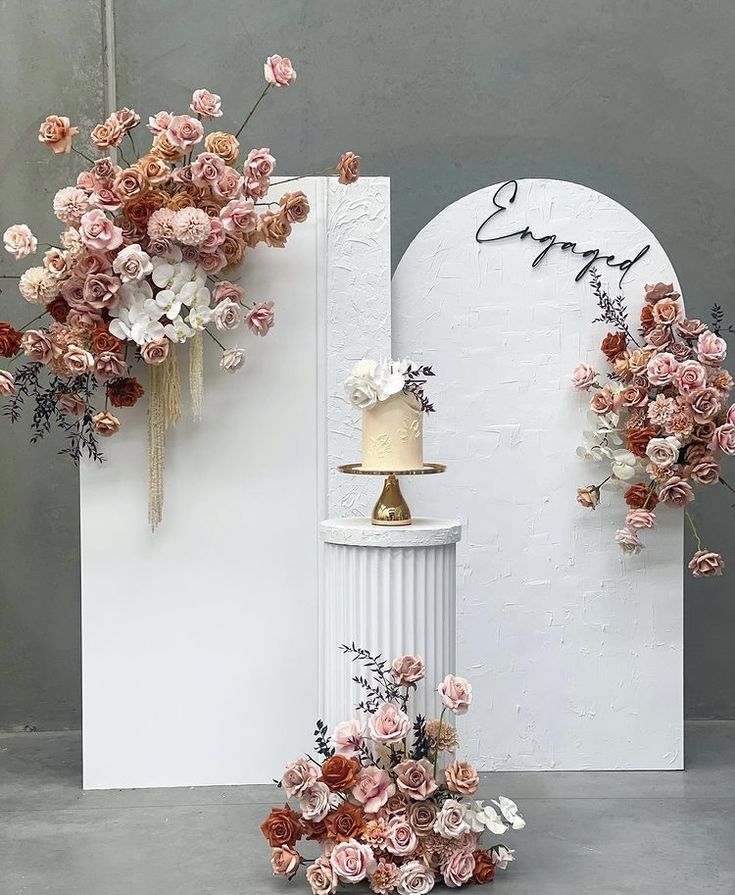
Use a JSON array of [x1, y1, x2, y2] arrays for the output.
[[80, 178, 390, 788], [392, 179, 683, 770]]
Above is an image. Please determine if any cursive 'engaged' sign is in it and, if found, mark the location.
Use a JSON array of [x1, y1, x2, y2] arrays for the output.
[[475, 180, 650, 287]]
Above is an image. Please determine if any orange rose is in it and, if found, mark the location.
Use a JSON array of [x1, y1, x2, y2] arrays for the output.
[[90, 326, 123, 356], [113, 167, 150, 202], [337, 151, 360, 185], [260, 805, 302, 848], [91, 116, 124, 150], [471, 850, 496, 884], [220, 232, 246, 268], [320, 754, 359, 791], [135, 154, 171, 185], [444, 760, 479, 795], [300, 816, 328, 841], [279, 191, 310, 224], [624, 483, 658, 510], [92, 411, 120, 437], [601, 331, 627, 361], [257, 210, 292, 248], [640, 305, 655, 333], [0, 323, 22, 358], [108, 377, 144, 408], [323, 802, 364, 842], [204, 131, 240, 165], [151, 131, 185, 162], [38, 115, 79, 154], [626, 425, 658, 457]]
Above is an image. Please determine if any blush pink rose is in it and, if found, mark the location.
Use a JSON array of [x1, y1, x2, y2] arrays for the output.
[[697, 331, 727, 367], [141, 338, 170, 365], [246, 301, 275, 336], [270, 845, 301, 879], [688, 549, 725, 578], [391, 655, 425, 686], [329, 839, 376, 884], [63, 344, 94, 375], [220, 198, 257, 234], [384, 817, 418, 857], [646, 352, 679, 386], [351, 766, 395, 815], [147, 110, 172, 135], [201, 217, 226, 250], [196, 249, 227, 274], [438, 674, 472, 715], [713, 423, 735, 456], [367, 702, 410, 744], [0, 369, 16, 397], [728, 404, 735, 425], [80, 209, 123, 252], [674, 359, 707, 395], [94, 351, 128, 379], [58, 392, 86, 415], [625, 509, 656, 530], [191, 152, 226, 186], [329, 719, 364, 758], [264, 54, 297, 87], [394, 758, 437, 801], [190, 88, 222, 119], [212, 280, 245, 306], [282, 755, 319, 799], [212, 166, 244, 200], [571, 362, 597, 389], [21, 329, 61, 364], [166, 115, 204, 150], [443, 847, 476, 888], [245, 147, 276, 179]]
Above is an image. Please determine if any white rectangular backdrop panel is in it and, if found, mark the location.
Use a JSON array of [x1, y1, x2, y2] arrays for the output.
[[81, 177, 390, 789], [392, 178, 683, 770]]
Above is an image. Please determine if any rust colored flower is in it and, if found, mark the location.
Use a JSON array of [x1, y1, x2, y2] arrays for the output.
[[624, 483, 658, 510], [320, 754, 359, 792], [337, 151, 360, 185], [300, 816, 327, 841], [626, 425, 658, 458], [471, 850, 496, 884], [46, 297, 70, 323], [279, 191, 310, 224], [90, 326, 123, 356], [108, 377, 144, 408], [204, 131, 240, 166], [640, 304, 655, 333], [0, 323, 22, 357], [601, 330, 627, 361], [125, 195, 165, 230], [323, 801, 365, 842], [260, 805, 302, 848]]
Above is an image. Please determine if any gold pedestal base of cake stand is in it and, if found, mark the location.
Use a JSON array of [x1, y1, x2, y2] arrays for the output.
[[338, 463, 446, 526]]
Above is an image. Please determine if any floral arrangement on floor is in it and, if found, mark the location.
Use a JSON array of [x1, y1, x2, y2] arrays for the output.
[[0, 55, 360, 527], [572, 271, 734, 576], [344, 359, 436, 413], [261, 645, 524, 893]]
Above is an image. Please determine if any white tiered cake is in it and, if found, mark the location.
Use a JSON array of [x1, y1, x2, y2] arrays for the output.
[[361, 391, 424, 471]]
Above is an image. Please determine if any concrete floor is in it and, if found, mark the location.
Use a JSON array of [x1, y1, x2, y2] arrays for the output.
[[1, 723, 734, 895]]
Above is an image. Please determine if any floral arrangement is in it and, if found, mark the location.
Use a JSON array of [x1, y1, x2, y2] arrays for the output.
[[344, 359, 435, 413], [573, 271, 734, 576], [0, 55, 360, 527], [261, 645, 524, 893]]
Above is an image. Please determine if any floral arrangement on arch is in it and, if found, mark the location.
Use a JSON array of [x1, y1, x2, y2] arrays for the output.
[[572, 271, 734, 576], [261, 645, 525, 894], [0, 54, 360, 527]]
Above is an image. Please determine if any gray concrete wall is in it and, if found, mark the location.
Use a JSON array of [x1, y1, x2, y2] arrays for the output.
[[1, 0, 733, 727]]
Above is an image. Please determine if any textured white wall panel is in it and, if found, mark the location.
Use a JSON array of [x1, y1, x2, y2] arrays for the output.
[[392, 179, 683, 770], [80, 178, 390, 788]]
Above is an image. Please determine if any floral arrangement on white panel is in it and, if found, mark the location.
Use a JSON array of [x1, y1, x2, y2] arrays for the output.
[[261, 646, 525, 893], [0, 55, 360, 527], [573, 271, 734, 577]]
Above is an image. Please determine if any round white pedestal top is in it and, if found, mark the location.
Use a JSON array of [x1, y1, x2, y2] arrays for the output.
[[320, 517, 461, 547]]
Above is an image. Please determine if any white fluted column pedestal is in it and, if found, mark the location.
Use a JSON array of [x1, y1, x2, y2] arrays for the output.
[[319, 517, 461, 727]]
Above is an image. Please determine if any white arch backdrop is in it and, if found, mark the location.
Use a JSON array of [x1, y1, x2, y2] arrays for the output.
[[392, 178, 683, 770]]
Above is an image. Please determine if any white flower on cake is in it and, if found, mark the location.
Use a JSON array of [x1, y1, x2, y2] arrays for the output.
[[344, 357, 435, 413]]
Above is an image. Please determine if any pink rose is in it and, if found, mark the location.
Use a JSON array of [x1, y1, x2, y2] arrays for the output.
[[443, 847, 476, 888], [0, 369, 16, 397], [329, 839, 376, 884], [191, 152, 226, 186], [658, 475, 695, 508], [94, 351, 128, 379], [213, 299, 242, 332], [58, 392, 86, 415], [697, 331, 727, 367], [329, 719, 364, 758], [367, 702, 410, 744], [21, 329, 61, 364], [246, 301, 275, 336], [688, 549, 725, 578], [625, 509, 656, 530], [434, 799, 470, 839], [270, 846, 301, 879], [394, 758, 437, 801], [63, 344, 94, 375], [220, 347, 245, 372], [646, 352, 679, 386], [713, 423, 735, 456], [141, 338, 170, 365], [674, 359, 707, 395], [190, 88, 222, 119], [245, 147, 276, 179], [264, 54, 297, 87], [213, 281, 245, 306], [201, 217, 226, 250], [391, 655, 425, 686], [305, 856, 338, 895], [384, 816, 417, 857], [212, 166, 244, 200], [3, 224, 37, 259], [220, 198, 257, 234], [351, 766, 395, 815], [197, 249, 227, 274], [282, 756, 319, 799], [571, 362, 597, 390], [689, 386, 721, 423], [147, 110, 172, 135], [397, 861, 435, 895], [166, 115, 204, 150], [728, 404, 735, 425], [438, 674, 472, 715], [80, 209, 123, 252], [83, 273, 121, 310]]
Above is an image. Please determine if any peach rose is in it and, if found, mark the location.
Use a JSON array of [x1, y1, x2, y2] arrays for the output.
[[329, 839, 375, 884], [151, 131, 185, 162], [190, 88, 222, 119], [391, 655, 425, 686], [279, 190, 310, 223], [204, 131, 239, 165], [92, 411, 120, 437], [688, 549, 724, 578], [141, 338, 170, 365], [351, 766, 395, 815], [337, 152, 360, 185], [658, 475, 695, 507], [576, 486, 599, 509], [270, 845, 301, 879], [394, 758, 437, 801], [80, 209, 124, 252], [652, 297, 683, 326], [438, 674, 473, 715], [697, 331, 727, 366], [589, 384, 618, 416], [713, 422, 735, 456], [246, 301, 275, 337], [38, 115, 79, 153], [264, 54, 297, 86], [444, 760, 479, 795], [258, 211, 292, 248], [0, 370, 16, 397], [134, 153, 170, 185], [625, 509, 656, 530], [91, 116, 125, 149], [368, 702, 410, 744], [3, 224, 37, 259], [21, 329, 61, 363], [621, 383, 649, 408], [63, 344, 94, 375], [306, 856, 338, 895], [113, 167, 149, 202]]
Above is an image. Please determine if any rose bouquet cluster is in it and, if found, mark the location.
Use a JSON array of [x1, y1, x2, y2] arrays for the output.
[[261, 645, 524, 893], [344, 358, 436, 413], [573, 271, 734, 576], [0, 55, 360, 526]]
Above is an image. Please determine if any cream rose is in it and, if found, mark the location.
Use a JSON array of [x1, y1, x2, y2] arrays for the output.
[[571, 362, 597, 389], [645, 436, 681, 469], [299, 781, 334, 822], [384, 817, 418, 856], [3, 224, 37, 259], [282, 755, 319, 798], [220, 347, 245, 372], [433, 799, 470, 839], [113, 244, 153, 282], [614, 528, 644, 555], [396, 860, 435, 895]]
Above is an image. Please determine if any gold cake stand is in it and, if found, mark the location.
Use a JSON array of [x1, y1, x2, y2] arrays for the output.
[[338, 463, 446, 526]]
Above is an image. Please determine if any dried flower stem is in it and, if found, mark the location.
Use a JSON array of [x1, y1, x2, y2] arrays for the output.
[[685, 510, 702, 551], [235, 84, 271, 139], [71, 145, 96, 164]]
